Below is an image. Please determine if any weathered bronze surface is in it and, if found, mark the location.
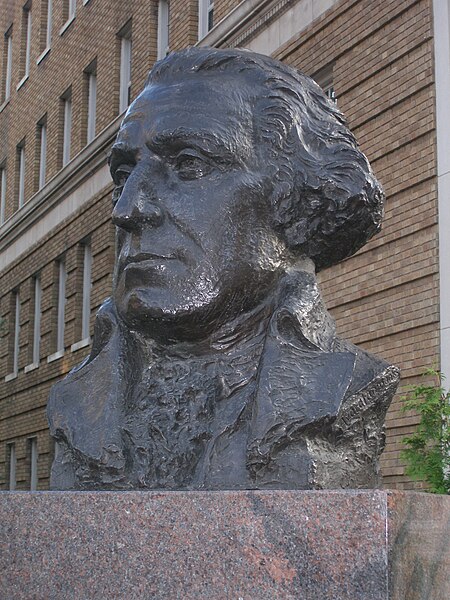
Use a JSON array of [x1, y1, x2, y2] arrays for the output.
[[47, 48, 400, 490]]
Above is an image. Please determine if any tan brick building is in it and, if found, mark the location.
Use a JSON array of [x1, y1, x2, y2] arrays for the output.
[[1, 0, 448, 491]]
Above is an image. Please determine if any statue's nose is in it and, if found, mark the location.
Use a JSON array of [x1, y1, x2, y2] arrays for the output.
[[112, 189, 164, 232]]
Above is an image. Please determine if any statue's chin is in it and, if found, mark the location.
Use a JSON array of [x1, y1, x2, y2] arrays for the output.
[[114, 288, 225, 341]]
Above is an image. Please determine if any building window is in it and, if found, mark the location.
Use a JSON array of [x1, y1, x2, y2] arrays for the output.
[[37, 117, 47, 189], [39, 0, 52, 57], [84, 62, 97, 143], [28, 437, 38, 490], [18, 2, 32, 86], [198, 0, 214, 39], [325, 85, 336, 103], [157, 1, 169, 60], [32, 275, 41, 365], [63, 0, 76, 25], [314, 65, 337, 104], [10, 291, 20, 375], [119, 23, 132, 113], [7, 443, 16, 490], [0, 166, 6, 224], [17, 141, 26, 208], [61, 89, 72, 166], [81, 243, 92, 340], [56, 259, 66, 353], [2, 28, 13, 103]]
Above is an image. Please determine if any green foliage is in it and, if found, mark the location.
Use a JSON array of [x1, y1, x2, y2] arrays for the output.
[[401, 369, 450, 494]]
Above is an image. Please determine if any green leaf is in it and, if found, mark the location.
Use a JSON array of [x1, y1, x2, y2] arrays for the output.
[[400, 369, 449, 495]]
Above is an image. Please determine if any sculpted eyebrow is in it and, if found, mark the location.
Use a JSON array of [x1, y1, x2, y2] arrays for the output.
[[148, 130, 244, 163]]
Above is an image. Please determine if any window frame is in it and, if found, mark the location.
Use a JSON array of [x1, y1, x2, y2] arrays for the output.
[[2, 28, 13, 103], [81, 242, 92, 340], [0, 165, 6, 224], [62, 90, 72, 166], [28, 437, 38, 490], [38, 118, 47, 189], [7, 443, 16, 490], [13, 291, 20, 375], [17, 142, 26, 208], [198, 0, 214, 40], [119, 23, 132, 113], [17, 2, 32, 88], [38, 0, 53, 62], [57, 258, 66, 353], [61, 0, 76, 34], [32, 274, 41, 365], [87, 70, 97, 143], [157, 0, 169, 60]]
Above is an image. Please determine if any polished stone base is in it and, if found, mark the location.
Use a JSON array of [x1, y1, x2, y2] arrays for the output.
[[1, 490, 448, 599]]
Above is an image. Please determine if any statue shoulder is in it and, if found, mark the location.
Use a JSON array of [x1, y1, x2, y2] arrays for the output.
[[333, 336, 400, 399]]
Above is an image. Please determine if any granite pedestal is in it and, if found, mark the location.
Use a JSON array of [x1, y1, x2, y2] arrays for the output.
[[1, 490, 448, 599]]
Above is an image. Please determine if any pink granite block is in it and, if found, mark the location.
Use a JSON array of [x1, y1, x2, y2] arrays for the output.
[[0, 490, 448, 599]]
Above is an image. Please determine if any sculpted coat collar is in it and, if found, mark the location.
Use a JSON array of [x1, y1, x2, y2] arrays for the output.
[[47, 269, 398, 490]]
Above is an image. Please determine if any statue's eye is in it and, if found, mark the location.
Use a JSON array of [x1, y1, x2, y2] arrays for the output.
[[112, 164, 134, 205], [113, 164, 133, 187], [175, 150, 212, 180]]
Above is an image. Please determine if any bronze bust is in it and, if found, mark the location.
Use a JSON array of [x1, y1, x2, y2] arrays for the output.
[[47, 48, 400, 490]]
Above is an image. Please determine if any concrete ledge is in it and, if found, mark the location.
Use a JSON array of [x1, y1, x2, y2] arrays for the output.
[[1, 490, 448, 599], [47, 349, 64, 363], [70, 337, 91, 352]]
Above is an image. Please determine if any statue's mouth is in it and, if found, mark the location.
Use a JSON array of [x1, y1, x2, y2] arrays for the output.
[[122, 253, 180, 272]]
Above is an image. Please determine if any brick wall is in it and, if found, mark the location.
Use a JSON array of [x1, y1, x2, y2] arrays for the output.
[[215, 0, 243, 24], [169, 0, 199, 50], [0, 0, 164, 490], [0, 185, 115, 490], [0, 0, 205, 491], [0, 0, 439, 490], [273, 0, 437, 489]]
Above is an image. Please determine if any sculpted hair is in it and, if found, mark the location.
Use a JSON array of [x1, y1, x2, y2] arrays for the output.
[[145, 47, 384, 270]]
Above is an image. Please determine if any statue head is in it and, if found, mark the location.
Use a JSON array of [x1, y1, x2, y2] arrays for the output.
[[109, 47, 384, 341]]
